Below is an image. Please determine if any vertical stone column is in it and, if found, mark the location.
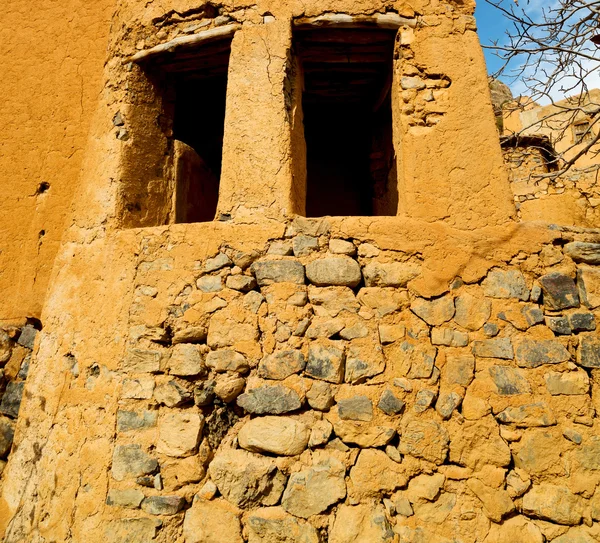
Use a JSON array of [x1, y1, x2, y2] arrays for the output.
[[218, 20, 304, 221], [394, 19, 516, 229]]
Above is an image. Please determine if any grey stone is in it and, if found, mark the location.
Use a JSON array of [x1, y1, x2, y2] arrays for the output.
[[141, 495, 185, 516], [281, 457, 346, 518], [546, 316, 572, 335], [305, 256, 362, 287], [410, 296, 455, 326], [575, 436, 600, 470], [378, 390, 405, 416], [522, 484, 584, 525], [565, 241, 600, 264], [116, 410, 157, 433], [111, 444, 158, 481], [251, 260, 305, 286], [435, 392, 462, 419], [496, 402, 556, 427], [0, 381, 24, 419], [414, 389, 436, 413], [226, 275, 257, 292], [398, 341, 437, 379], [206, 350, 249, 373], [578, 265, 600, 309], [259, 350, 306, 380], [515, 339, 570, 368], [539, 272, 580, 310], [244, 290, 265, 313], [205, 252, 232, 272], [454, 293, 491, 331], [577, 336, 600, 368], [344, 342, 385, 384], [545, 370, 589, 395], [306, 381, 334, 410], [17, 325, 38, 349], [306, 342, 345, 383], [0, 417, 14, 458], [482, 269, 529, 301], [123, 348, 167, 373], [363, 262, 420, 288], [530, 284, 542, 302], [0, 330, 11, 364], [106, 489, 144, 508], [338, 396, 373, 421], [305, 318, 344, 339], [563, 428, 583, 444], [309, 420, 333, 448], [247, 508, 320, 543], [122, 376, 155, 400], [112, 111, 125, 126], [483, 323, 499, 337], [194, 380, 216, 407], [401, 76, 426, 90], [209, 449, 287, 508], [237, 385, 302, 414], [330, 503, 395, 543], [238, 417, 310, 456], [154, 380, 192, 407], [489, 365, 530, 395], [472, 338, 514, 359], [293, 235, 319, 257], [399, 420, 449, 465], [522, 305, 545, 326], [570, 312, 596, 332], [197, 275, 223, 293], [340, 322, 369, 340]]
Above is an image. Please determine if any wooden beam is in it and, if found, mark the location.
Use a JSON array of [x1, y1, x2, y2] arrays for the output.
[[293, 13, 416, 30]]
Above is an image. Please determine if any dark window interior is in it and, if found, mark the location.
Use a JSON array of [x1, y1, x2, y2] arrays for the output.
[[149, 37, 232, 223], [294, 27, 398, 217]]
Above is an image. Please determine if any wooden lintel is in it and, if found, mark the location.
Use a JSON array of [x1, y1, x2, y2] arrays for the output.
[[293, 13, 416, 30]]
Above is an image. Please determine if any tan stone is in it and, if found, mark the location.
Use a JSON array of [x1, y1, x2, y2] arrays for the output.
[[157, 412, 204, 457], [334, 421, 396, 448], [522, 484, 584, 525], [183, 499, 243, 543], [350, 449, 410, 497], [467, 478, 515, 521], [238, 416, 310, 456], [483, 516, 543, 543], [329, 504, 394, 543], [246, 507, 320, 543]]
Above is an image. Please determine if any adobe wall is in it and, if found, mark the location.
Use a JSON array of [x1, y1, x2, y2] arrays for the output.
[[0, 0, 116, 323], [2, 1, 600, 543]]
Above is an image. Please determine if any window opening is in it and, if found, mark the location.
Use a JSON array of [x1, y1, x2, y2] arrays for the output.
[[293, 27, 398, 217], [573, 120, 593, 144], [138, 34, 233, 224]]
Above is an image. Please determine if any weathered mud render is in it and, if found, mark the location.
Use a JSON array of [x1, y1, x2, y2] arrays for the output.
[[1, 0, 600, 542]]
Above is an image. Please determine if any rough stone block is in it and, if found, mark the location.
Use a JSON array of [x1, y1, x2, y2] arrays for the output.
[[157, 412, 203, 457], [565, 241, 600, 264], [334, 421, 395, 448], [489, 365, 531, 395], [305, 256, 361, 287], [111, 444, 158, 482], [141, 495, 185, 515], [306, 342, 345, 383], [0, 381, 24, 419], [453, 292, 491, 330], [472, 338, 514, 360], [578, 265, 600, 309], [522, 484, 584, 525], [338, 396, 373, 421], [247, 507, 320, 543], [577, 336, 600, 368], [251, 260, 305, 286], [169, 343, 206, 377], [206, 349, 249, 374], [545, 371, 589, 395], [398, 419, 449, 464], [378, 390, 405, 416], [116, 410, 157, 433], [330, 503, 394, 543], [106, 489, 144, 509], [515, 338, 570, 368], [363, 261, 420, 287], [410, 296, 455, 326], [259, 350, 306, 380], [482, 269, 529, 301], [238, 416, 309, 456], [539, 272, 580, 310], [183, 499, 243, 543], [237, 385, 302, 414], [496, 402, 556, 427]]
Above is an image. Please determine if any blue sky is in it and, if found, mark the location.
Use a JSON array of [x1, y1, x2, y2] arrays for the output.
[[474, 1, 511, 77]]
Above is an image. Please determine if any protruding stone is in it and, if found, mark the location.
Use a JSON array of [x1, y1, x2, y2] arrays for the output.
[[205, 252, 233, 272], [306, 381, 334, 410], [406, 473, 445, 503], [17, 325, 38, 349], [106, 489, 145, 509], [0, 418, 14, 458], [414, 389, 436, 413], [157, 412, 204, 457], [305, 256, 361, 287], [472, 338, 513, 359], [539, 272, 580, 310], [141, 495, 185, 515], [443, 353, 475, 386], [399, 420, 449, 464], [338, 396, 373, 421], [293, 235, 319, 257], [496, 402, 556, 427], [489, 365, 530, 395], [116, 410, 157, 433], [350, 449, 410, 496], [237, 385, 302, 414], [169, 343, 206, 377], [431, 327, 468, 347], [515, 338, 570, 368], [329, 239, 355, 255], [454, 292, 491, 331], [378, 323, 405, 344], [209, 449, 287, 508], [483, 322, 499, 337], [483, 269, 529, 300], [577, 336, 600, 368], [398, 341, 437, 379], [570, 312, 596, 332], [259, 350, 306, 380], [306, 341, 345, 383], [281, 457, 346, 518], [330, 504, 394, 543], [0, 382, 24, 419], [226, 275, 257, 292], [206, 350, 249, 373], [363, 262, 420, 287], [334, 421, 395, 448], [238, 417, 309, 456], [378, 390, 405, 416], [197, 275, 223, 293], [546, 316, 571, 335], [578, 265, 600, 309], [522, 484, 584, 525], [214, 375, 245, 402], [565, 241, 600, 264], [183, 499, 243, 543], [154, 380, 192, 407], [122, 376, 155, 399], [308, 419, 333, 448], [123, 348, 167, 373], [410, 296, 455, 326], [251, 260, 305, 286], [435, 391, 462, 419], [111, 444, 158, 481], [247, 507, 320, 543], [344, 341, 385, 383]]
